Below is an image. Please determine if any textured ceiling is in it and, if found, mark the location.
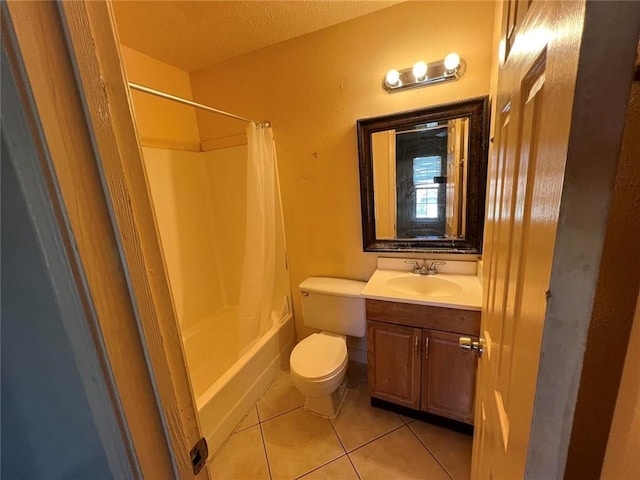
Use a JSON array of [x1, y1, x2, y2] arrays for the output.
[[112, 1, 401, 72]]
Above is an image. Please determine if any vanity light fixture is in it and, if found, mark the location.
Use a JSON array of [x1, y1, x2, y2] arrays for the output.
[[412, 61, 428, 82], [385, 69, 401, 88], [444, 53, 461, 72], [383, 53, 466, 93]]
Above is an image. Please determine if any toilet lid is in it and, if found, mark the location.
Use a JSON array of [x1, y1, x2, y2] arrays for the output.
[[290, 333, 348, 380]]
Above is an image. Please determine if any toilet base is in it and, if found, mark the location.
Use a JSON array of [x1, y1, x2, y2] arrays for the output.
[[303, 381, 347, 418]]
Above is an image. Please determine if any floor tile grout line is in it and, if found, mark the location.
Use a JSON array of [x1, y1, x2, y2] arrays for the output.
[[233, 406, 260, 434], [256, 371, 284, 404], [208, 424, 237, 462], [259, 404, 304, 425], [347, 378, 367, 388], [345, 453, 362, 480], [255, 396, 274, 479], [258, 421, 274, 480], [406, 422, 455, 480], [255, 366, 295, 405], [287, 414, 350, 479], [344, 364, 365, 478], [400, 414, 417, 425], [328, 415, 348, 454], [214, 365, 463, 480], [222, 366, 459, 480], [232, 422, 258, 435], [293, 453, 350, 480], [345, 421, 407, 455], [208, 421, 264, 466]]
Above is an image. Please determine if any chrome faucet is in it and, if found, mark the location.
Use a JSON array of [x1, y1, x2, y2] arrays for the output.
[[405, 260, 447, 275], [426, 261, 446, 275], [405, 260, 422, 274]]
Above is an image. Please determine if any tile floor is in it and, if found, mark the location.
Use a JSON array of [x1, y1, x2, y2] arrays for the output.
[[209, 362, 472, 480]]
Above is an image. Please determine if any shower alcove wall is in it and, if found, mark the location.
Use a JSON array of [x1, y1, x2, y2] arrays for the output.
[[121, 46, 294, 454], [142, 143, 294, 453]]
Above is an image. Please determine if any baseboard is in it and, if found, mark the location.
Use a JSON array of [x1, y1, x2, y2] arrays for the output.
[[348, 348, 367, 365], [370, 397, 474, 436]]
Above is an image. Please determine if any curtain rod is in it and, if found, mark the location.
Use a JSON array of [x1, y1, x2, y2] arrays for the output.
[[128, 82, 270, 127]]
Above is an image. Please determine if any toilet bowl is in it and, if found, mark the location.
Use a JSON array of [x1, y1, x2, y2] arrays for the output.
[[290, 332, 349, 417], [290, 277, 366, 418]]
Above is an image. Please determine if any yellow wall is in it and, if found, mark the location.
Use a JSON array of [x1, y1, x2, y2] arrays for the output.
[[120, 45, 201, 150], [601, 294, 640, 479], [190, 1, 495, 339]]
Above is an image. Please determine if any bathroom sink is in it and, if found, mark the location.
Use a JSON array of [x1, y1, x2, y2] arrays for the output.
[[360, 260, 483, 310], [384, 275, 463, 297]]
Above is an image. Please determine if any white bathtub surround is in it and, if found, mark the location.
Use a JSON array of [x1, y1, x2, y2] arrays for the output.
[[198, 314, 295, 455], [141, 116, 292, 463]]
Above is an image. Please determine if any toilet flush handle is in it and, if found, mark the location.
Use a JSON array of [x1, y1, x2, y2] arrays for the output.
[[301, 291, 309, 296]]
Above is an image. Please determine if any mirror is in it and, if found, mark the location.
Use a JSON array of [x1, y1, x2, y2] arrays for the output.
[[357, 96, 489, 253]]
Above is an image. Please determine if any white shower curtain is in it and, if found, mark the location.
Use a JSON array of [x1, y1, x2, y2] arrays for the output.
[[238, 122, 276, 353]]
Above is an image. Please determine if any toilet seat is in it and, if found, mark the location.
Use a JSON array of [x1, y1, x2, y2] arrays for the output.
[[290, 333, 348, 381]]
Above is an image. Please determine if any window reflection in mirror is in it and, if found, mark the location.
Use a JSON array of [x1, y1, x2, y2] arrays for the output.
[[372, 118, 469, 240], [357, 96, 488, 253]]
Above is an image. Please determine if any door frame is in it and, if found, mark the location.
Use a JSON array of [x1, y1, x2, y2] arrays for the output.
[[4, 0, 638, 478], [2, 17, 139, 479], [3, 1, 207, 478]]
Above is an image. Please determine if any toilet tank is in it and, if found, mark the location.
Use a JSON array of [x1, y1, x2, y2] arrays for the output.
[[299, 277, 367, 337]]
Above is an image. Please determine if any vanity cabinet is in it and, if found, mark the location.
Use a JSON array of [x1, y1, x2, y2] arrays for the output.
[[420, 329, 478, 423], [367, 321, 422, 409], [366, 299, 480, 424]]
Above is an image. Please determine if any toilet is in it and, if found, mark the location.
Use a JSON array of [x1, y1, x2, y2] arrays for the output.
[[289, 277, 367, 418]]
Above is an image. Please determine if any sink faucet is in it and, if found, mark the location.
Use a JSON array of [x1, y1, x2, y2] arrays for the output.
[[426, 261, 447, 275], [405, 260, 446, 275], [405, 260, 422, 274]]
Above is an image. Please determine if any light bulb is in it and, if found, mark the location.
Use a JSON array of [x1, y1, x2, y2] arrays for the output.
[[385, 69, 401, 87], [412, 61, 428, 81], [444, 53, 461, 71]]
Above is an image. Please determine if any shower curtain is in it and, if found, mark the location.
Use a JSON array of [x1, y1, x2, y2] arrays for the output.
[[238, 122, 276, 353]]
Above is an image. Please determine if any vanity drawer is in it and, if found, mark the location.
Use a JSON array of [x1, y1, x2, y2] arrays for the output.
[[366, 299, 480, 336]]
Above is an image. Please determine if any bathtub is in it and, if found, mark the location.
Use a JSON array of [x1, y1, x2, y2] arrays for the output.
[[182, 310, 295, 455]]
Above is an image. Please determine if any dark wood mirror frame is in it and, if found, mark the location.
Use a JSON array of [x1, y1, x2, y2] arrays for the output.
[[357, 96, 489, 253]]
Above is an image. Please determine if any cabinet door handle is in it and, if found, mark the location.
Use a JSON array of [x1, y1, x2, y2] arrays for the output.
[[425, 337, 429, 359], [414, 336, 419, 357]]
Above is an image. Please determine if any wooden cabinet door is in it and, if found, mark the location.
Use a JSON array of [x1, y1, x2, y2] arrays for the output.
[[421, 330, 477, 424], [367, 321, 421, 409]]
